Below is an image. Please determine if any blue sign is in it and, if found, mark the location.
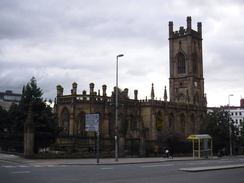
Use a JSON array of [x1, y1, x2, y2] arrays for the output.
[[85, 114, 99, 132]]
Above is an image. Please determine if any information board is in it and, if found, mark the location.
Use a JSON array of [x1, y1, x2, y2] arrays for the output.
[[85, 114, 99, 132]]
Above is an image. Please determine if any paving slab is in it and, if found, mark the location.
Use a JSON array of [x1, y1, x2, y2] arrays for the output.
[[179, 164, 244, 172], [1, 152, 244, 167]]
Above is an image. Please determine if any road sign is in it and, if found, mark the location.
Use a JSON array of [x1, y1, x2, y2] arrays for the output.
[[85, 114, 99, 132]]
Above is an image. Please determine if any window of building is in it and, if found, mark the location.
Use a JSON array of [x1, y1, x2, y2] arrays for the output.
[[61, 108, 70, 135], [78, 112, 86, 137], [192, 53, 198, 74], [3, 95, 21, 101], [177, 53, 186, 74]]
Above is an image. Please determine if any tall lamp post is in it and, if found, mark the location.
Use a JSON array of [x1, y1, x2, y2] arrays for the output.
[[115, 54, 124, 161], [228, 94, 233, 156]]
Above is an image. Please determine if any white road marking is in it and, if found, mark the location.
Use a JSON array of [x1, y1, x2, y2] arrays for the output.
[[102, 167, 114, 170], [187, 162, 208, 165], [2, 165, 16, 168], [18, 165, 30, 167], [218, 160, 233, 163], [12, 171, 31, 174], [32, 165, 44, 167], [141, 164, 174, 168], [0, 160, 18, 164], [60, 165, 70, 167], [47, 165, 58, 167], [1, 164, 72, 168]]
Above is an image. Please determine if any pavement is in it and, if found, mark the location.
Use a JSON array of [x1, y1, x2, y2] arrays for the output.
[[1, 152, 244, 172], [0, 153, 198, 165]]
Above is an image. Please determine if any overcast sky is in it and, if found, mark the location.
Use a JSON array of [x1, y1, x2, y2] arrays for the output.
[[0, 0, 243, 107]]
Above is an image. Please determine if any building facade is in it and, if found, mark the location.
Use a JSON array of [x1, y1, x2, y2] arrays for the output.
[[54, 17, 207, 155], [169, 16, 205, 106], [220, 99, 244, 136], [0, 90, 21, 110]]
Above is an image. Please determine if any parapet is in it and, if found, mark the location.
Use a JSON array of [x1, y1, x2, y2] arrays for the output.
[[169, 16, 202, 39], [57, 82, 139, 100]]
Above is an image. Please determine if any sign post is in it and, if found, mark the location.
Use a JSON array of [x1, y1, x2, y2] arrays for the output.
[[85, 114, 100, 164]]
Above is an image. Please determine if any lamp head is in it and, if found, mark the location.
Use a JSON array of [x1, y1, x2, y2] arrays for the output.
[[117, 54, 124, 57]]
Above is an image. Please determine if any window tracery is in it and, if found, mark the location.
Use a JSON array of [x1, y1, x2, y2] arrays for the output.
[[178, 53, 186, 74]]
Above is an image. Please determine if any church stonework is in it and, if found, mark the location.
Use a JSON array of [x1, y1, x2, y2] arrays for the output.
[[169, 16, 206, 106], [54, 17, 207, 156]]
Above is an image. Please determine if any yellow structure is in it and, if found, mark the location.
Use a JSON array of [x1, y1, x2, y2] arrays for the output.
[[187, 134, 212, 158]]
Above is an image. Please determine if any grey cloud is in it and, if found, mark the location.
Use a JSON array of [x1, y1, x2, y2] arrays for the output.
[[0, 0, 244, 107]]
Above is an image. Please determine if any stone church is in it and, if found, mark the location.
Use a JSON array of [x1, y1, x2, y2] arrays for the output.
[[54, 17, 207, 156]]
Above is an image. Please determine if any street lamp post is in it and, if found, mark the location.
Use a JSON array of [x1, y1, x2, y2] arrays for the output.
[[115, 54, 124, 161], [228, 94, 234, 156]]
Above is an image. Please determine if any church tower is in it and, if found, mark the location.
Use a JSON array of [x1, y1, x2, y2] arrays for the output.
[[169, 16, 206, 106]]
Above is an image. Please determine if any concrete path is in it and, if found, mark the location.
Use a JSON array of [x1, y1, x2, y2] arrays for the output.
[[1, 153, 244, 171], [179, 164, 244, 172], [0, 153, 196, 165]]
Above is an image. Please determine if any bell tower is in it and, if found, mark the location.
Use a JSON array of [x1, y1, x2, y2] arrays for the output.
[[169, 16, 206, 106]]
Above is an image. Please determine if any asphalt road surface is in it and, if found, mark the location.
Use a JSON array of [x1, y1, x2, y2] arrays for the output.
[[1, 158, 244, 183]]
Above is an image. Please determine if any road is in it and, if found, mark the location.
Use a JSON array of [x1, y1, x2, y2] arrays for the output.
[[0, 157, 244, 183]]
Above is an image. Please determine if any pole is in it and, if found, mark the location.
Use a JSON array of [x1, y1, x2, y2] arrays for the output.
[[229, 94, 233, 156], [115, 54, 124, 161], [97, 131, 99, 164]]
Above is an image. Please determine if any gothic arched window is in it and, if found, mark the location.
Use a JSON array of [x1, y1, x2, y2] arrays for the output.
[[169, 112, 175, 129], [179, 113, 185, 132], [108, 113, 114, 137], [178, 53, 186, 74], [192, 53, 198, 74], [130, 114, 137, 130], [156, 111, 163, 131], [61, 107, 70, 135], [77, 112, 86, 137], [190, 114, 196, 133]]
